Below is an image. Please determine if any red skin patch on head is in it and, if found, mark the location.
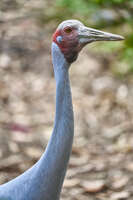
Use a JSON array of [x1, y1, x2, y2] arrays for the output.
[[53, 29, 61, 44], [52, 28, 80, 63]]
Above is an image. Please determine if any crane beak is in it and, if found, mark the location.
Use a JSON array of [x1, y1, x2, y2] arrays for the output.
[[79, 26, 124, 45]]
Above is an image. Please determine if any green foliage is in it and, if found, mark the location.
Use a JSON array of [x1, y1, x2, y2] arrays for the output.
[[125, 34, 133, 48], [56, 0, 91, 15], [121, 34, 133, 73]]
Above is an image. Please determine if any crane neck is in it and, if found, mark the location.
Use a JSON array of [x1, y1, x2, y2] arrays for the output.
[[31, 42, 74, 200]]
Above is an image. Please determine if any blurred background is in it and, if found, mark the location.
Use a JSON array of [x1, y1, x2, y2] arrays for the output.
[[0, 0, 133, 199]]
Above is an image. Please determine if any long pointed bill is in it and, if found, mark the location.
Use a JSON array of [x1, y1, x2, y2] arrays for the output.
[[79, 26, 124, 44]]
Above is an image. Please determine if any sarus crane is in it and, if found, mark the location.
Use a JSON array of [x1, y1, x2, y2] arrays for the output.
[[0, 20, 124, 200]]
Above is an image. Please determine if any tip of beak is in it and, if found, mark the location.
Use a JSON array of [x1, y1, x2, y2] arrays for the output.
[[102, 34, 125, 41], [103, 33, 125, 41], [117, 35, 125, 40]]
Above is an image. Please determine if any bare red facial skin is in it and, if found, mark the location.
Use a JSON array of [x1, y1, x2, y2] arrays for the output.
[[53, 28, 80, 63]]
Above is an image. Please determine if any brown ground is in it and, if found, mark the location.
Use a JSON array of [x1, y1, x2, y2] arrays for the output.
[[0, 3, 133, 200]]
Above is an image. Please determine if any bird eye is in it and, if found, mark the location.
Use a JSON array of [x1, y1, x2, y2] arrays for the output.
[[64, 27, 72, 33]]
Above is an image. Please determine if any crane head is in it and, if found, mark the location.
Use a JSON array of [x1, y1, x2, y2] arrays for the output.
[[53, 19, 124, 63]]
